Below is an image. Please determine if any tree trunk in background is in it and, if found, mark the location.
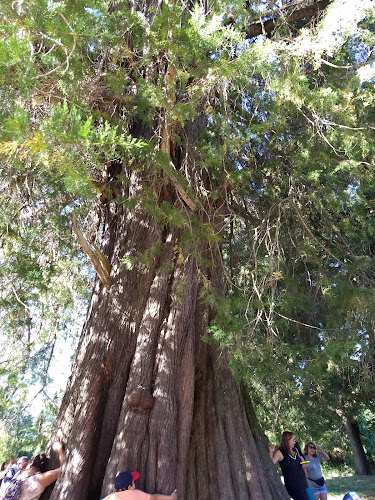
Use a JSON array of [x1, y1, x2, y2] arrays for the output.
[[345, 417, 371, 475]]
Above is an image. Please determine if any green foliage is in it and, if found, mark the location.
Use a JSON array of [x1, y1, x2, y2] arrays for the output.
[[358, 409, 375, 461], [0, 399, 59, 462], [201, 5, 375, 469]]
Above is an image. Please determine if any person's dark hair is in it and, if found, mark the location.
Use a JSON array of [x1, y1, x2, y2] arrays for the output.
[[304, 441, 317, 458], [279, 431, 294, 456], [30, 453, 47, 473], [0, 462, 8, 471]]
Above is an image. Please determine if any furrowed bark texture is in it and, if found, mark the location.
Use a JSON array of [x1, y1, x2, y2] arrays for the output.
[[41, 128, 289, 499], [39, 1, 331, 495], [42, 175, 289, 499]]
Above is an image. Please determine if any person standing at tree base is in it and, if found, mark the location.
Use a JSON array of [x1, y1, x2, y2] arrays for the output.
[[270, 431, 310, 500], [15, 440, 64, 500], [101, 471, 177, 500]]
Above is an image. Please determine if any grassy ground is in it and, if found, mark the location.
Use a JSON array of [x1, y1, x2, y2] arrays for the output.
[[325, 474, 375, 500]]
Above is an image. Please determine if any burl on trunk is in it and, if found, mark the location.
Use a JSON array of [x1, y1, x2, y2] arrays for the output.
[[41, 163, 287, 499]]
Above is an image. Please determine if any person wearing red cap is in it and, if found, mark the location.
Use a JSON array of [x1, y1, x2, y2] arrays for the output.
[[101, 470, 177, 500]]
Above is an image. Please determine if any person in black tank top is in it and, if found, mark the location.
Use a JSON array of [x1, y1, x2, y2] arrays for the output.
[[269, 431, 311, 500]]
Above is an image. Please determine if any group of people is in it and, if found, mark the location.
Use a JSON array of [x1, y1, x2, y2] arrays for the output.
[[0, 442, 177, 500], [0, 439, 64, 500], [0, 431, 333, 500], [269, 430, 330, 500]]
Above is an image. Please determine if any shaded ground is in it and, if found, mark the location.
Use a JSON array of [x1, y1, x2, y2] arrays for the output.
[[325, 474, 375, 500]]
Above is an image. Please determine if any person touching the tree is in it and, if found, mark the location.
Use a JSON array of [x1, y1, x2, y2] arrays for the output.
[[269, 431, 310, 500], [16, 439, 64, 500], [102, 471, 177, 500]]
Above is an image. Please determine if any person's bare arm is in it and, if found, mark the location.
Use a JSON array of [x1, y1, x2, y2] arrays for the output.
[[37, 440, 64, 489], [37, 468, 61, 489], [316, 446, 330, 461], [269, 445, 283, 464], [151, 489, 177, 500]]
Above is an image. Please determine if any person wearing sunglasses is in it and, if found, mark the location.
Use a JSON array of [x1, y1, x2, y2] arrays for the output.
[[303, 442, 330, 500]]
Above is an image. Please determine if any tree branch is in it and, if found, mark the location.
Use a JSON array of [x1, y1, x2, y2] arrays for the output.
[[244, 0, 331, 39], [287, 199, 345, 266], [72, 214, 112, 290]]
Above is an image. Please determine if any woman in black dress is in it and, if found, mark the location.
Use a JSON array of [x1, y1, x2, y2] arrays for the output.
[[269, 431, 310, 500]]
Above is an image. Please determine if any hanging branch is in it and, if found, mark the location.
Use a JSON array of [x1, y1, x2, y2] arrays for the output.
[[165, 161, 198, 211], [160, 60, 198, 211], [287, 199, 345, 266], [72, 214, 112, 290], [243, 0, 331, 39]]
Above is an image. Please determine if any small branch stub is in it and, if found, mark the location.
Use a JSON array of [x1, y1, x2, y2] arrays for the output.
[[166, 161, 198, 211]]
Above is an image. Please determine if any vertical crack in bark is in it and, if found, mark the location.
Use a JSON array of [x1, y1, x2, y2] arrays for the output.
[[100, 230, 180, 496], [47, 199, 170, 499]]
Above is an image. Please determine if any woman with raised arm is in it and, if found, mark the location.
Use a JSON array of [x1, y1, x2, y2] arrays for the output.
[[16, 439, 64, 500], [304, 442, 330, 500], [269, 431, 310, 500]]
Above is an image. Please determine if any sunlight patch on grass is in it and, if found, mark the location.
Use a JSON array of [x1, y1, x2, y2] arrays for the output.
[[325, 474, 375, 500]]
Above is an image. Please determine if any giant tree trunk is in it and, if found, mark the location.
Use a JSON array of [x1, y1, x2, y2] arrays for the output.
[[344, 416, 372, 475], [36, 0, 319, 494], [40, 118, 289, 499], [42, 180, 288, 499]]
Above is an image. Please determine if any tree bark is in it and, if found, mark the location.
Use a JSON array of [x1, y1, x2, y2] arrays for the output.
[[40, 134, 289, 499], [344, 416, 372, 475], [39, 1, 335, 497]]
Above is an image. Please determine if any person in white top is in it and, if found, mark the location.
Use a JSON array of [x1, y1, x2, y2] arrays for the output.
[[16, 439, 64, 500]]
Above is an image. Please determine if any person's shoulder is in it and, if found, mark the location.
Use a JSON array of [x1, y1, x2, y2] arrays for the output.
[[130, 489, 151, 499], [101, 493, 117, 500], [105, 491, 151, 500]]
